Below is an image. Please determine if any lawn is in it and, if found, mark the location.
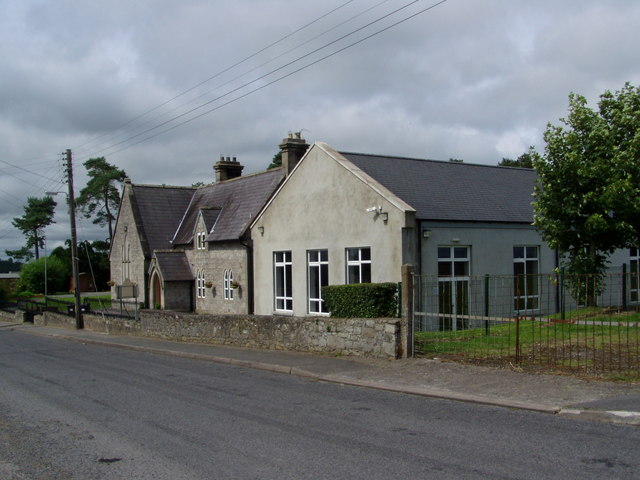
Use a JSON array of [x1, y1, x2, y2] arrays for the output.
[[25, 294, 112, 312], [415, 309, 640, 376]]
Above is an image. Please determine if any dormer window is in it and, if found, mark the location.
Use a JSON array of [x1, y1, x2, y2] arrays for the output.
[[196, 231, 206, 250]]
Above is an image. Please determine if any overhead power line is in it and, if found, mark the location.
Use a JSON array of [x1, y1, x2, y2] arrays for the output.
[[72, 0, 356, 156], [90, 0, 449, 158], [74, 0, 397, 160]]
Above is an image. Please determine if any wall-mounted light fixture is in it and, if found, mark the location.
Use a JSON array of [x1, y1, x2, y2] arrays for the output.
[[422, 230, 431, 239], [452, 238, 461, 243], [366, 205, 388, 224], [258, 226, 264, 236]]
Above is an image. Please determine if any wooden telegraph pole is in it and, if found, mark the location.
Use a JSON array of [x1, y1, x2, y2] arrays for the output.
[[65, 149, 84, 329]]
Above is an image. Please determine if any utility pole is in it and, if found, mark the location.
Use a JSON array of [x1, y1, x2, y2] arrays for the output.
[[65, 149, 83, 329]]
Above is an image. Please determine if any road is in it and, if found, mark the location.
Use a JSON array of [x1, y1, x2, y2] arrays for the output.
[[0, 328, 638, 480]]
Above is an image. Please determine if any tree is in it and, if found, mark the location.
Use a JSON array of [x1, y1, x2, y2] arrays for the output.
[[76, 157, 126, 243], [0, 258, 22, 273], [268, 151, 282, 170], [532, 83, 640, 303], [6, 196, 57, 261], [499, 150, 534, 168], [18, 256, 67, 294], [50, 239, 111, 291]]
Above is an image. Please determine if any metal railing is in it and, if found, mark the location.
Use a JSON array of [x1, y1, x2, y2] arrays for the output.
[[413, 272, 640, 375]]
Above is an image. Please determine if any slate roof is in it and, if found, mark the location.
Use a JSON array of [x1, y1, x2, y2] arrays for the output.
[[341, 152, 537, 223], [172, 168, 284, 245], [130, 185, 196, 253], [152, 250, 194, 282], [200, 207, 222, 232]]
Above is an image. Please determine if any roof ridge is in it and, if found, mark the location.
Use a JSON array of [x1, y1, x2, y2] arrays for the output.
[[202, 166, 284, 187], [133, 183, 196, 190], [340, 151, 535, 171]]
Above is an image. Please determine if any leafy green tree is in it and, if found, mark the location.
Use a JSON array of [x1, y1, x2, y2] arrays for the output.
[[6, 196, 57, 261], [18, 256, 67, 294], [76, 157, 126, 243], [268, 151, 282, 170], [4, 247, 33, 263], [50, 239, 111, 291], [0, 258, 23, 273], [532, 83, 640, 304], [499, 150, 534, 168]]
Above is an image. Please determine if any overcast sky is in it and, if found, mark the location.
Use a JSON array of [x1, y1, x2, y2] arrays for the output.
[[1, 0, 639, 257]]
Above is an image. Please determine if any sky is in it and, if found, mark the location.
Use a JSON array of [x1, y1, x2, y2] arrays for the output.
[[1, 0, 639, 257]]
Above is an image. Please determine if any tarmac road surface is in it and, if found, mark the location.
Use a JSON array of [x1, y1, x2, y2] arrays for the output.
[[0, 328, 639, 480]]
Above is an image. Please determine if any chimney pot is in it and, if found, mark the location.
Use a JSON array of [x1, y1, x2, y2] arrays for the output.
[[279, 133, 309, 176], [214, 155, 244, 182]]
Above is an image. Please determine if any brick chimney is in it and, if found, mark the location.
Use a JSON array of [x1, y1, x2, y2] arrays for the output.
[[214, 156, 244, 182], [280, 132, 309, 175]]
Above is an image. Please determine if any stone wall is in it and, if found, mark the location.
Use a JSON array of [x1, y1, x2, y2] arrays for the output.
[[0, 309, 33, 324], [34, 310, 400, 359]]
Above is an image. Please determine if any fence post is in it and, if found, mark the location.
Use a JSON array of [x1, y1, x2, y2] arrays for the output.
[[401, 264, 414, 359], [515, 314, 521, 364], [484, 274, 490, 336], [559, 267, 565, 322], [622, 263, 627, 310]]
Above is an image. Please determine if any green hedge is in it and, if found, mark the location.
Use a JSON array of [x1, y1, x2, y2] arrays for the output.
[[322, 283, 399, 318]]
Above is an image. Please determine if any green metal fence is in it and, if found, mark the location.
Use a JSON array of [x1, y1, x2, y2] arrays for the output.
[[413, 272, 640, 375]]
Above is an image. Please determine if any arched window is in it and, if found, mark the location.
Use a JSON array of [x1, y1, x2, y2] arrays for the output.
[[123, 242, 131, 280], [223, 269, 234, 300]]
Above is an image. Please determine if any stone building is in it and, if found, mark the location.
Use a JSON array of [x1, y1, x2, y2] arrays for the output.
[[109, 143, 297, 312]]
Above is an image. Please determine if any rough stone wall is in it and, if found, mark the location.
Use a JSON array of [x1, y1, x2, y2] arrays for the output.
[[110, 187, 148, 305], [186, 242, 249, 315], [35, 310, 400, 359], [0, 310, 32, 324]]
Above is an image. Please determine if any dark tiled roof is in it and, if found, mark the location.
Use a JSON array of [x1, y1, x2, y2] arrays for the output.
[[153, 250, 193, 282], [200, 207, 222, 232], [172, 168, 284, 245], [131, 185, 196, 252], [342, 152, 537, 223]]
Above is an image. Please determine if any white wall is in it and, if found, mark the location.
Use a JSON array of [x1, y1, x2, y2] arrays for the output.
[[252, 144, 412, 316]]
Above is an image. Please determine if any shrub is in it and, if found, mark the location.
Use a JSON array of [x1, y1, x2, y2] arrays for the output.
[[0, 284, 6, 305], [19, 256, 67, 294], [322, 283, 398, 318]]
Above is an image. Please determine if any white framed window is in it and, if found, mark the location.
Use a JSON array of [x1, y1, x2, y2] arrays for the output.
[[631, 247, 640, 303], [308, 250, 329, 314], [346, 247, 371, 284], [513, 246, 539, 311], [223, 269, 234, 300], [274, 251, 293, 312], [437, 246, 470, 277], [196, 270, 206, 299], [437, 246, 470, 331], [196, 231, 206, 250]]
